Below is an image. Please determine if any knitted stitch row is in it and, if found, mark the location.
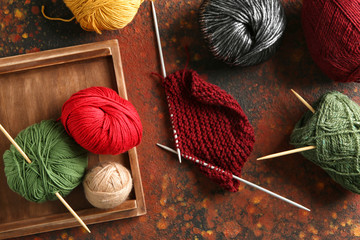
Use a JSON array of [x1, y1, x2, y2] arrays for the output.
[[163, 69, 255, 192]]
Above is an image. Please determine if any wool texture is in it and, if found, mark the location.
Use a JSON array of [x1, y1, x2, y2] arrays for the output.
[[43, 0, 143, 34], [163, 69, 255, 192], [290, 92, 360, 194], [83, 162, 132, 209], [61, 87, 143, 155], [199, 0, 286, 66], [3, 120, 88, 203], [302, 0, 360, 82]]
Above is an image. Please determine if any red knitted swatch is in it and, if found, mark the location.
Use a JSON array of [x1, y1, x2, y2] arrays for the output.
[[163, 69, 255, 192]]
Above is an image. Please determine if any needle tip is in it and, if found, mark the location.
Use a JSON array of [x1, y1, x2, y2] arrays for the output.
[[156, 143, 178, 154], [177, 148, 182, 163]]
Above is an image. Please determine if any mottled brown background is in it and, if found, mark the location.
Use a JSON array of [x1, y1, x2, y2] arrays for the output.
[[1, 0, 360, 239]]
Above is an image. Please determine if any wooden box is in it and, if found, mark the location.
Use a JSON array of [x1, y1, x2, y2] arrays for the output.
[[0, 40, 146, 239]]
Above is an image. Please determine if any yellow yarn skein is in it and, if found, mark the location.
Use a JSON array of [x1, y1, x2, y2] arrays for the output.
[[43, 0, 143, 34]]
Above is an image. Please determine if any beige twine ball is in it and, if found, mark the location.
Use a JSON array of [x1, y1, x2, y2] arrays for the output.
[[83, 162, 132, 209]]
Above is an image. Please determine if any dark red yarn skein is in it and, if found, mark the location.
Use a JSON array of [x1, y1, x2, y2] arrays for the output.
[[61, 87, 142, 155], [302, 0, 360, 82]]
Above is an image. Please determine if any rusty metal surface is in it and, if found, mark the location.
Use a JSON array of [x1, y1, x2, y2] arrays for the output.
[[1, 0, 360, 239]]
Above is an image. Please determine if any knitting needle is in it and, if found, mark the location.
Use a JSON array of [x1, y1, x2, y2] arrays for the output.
[[156, 143, 311, 211], [257, 90, 317, 160], [151, 0, 182, 164], [55, 192, 91, 233], [291, 89, 316, 113], [0, 124, 32, 164], [151, 0, 166, 78], [0, 124, 91, 233], [257, 146, 316, 160]]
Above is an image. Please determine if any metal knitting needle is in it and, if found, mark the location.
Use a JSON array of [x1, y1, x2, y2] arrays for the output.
[[151, 0, 166, 78], [257, 89, 317, 160], [0, 124, 91, 233], [156, 143, 310, 211], [151, 0, 182, 163]]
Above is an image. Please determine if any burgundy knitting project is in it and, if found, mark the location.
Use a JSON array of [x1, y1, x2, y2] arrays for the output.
[[163, 69, 255, 192]]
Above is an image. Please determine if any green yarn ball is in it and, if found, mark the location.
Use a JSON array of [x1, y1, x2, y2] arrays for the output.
[[290, 91, 360, 194], [3, 120, 88, 203]]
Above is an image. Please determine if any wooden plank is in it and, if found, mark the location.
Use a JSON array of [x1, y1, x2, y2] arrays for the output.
[[0, 40, 146, 239], [0, 45, 112, 75], [0, 200, 137, 239]]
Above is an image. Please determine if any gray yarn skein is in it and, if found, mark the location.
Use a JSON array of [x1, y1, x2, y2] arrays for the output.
[[199, 0, 286, 67]]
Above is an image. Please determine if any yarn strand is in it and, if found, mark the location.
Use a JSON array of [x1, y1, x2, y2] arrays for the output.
[[41, 6, 75, 22]]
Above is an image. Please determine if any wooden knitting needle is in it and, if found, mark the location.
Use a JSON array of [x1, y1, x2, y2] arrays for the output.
[[55, 192, 90, 233], [0, 124, 32, 164], [156, 143, 311, 211], [151, 0, 182, 164], [291, 89, 316, 113], [0, 124, 91, 233], [257, 146, 316, 160], [257, 89, 317, 160]]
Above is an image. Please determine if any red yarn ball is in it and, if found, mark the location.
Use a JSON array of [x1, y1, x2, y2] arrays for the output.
[[302, 0, 360, 82], [61, 87, 142, 155]]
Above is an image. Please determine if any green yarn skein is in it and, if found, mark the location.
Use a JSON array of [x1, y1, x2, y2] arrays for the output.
[[290, 91, 360, 194], [3, 120, 88, 203]]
